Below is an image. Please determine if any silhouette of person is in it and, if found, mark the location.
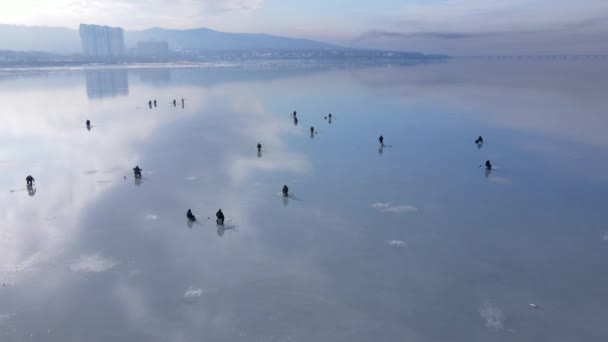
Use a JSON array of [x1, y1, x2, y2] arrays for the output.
[[476, 136, 484, 144], [310, 126, 315, 134], [133, 166, 142, 178], [379, 135, 384, 146], [257, 143, 262, 153], [282, 185, 289, 197], [485, 160, 492, 171], [187, 209, 196, 221], [86, 120, 91, 131], [173, 99, 177, 107], [181, 98, 184, 108], [148, 100, 152, 108], [26, 175, 35, 187], [153, 100, 157, 107], [293, 111, 297, 118], [216, 209, 225, 225], [328, 113, 332, 119]]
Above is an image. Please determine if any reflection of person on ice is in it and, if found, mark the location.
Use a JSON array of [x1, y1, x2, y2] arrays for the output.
[[216, 209, 225, 225]]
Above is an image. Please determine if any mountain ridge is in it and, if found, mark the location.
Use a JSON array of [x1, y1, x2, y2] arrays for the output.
[[0, 24, 338, 53]]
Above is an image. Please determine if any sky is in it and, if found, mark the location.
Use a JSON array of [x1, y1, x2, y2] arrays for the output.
[[1, 0, 607, 54]]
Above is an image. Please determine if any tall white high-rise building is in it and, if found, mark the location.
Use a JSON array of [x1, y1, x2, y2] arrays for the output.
[[79, 24, 126, 57]]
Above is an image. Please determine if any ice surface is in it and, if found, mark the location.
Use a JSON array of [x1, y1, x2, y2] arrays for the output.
[[1, 60, 608, 341]]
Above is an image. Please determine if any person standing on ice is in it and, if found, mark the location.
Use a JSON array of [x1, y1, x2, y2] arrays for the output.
[[216, 209, 225, 225], [186, 209, 196, 221], [133, 166, 142, 178], [282, 185, 289, 197]]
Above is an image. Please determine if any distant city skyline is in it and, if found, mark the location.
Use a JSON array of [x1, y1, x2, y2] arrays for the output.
[[1, 0, 608, 54]]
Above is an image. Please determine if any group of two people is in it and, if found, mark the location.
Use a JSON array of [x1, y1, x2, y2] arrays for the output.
[[187, 209, 224, 225], [475, 136, 493, 170]]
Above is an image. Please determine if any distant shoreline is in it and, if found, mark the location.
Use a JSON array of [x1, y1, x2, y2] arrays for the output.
[[0, 58, 450, 72]]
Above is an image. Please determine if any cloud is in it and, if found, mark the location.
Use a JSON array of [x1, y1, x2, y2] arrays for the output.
[[351, 0, 608, 54], [390, 0, 608, 34], [0, 0, 265, 29], [353, 30, 492, 44]]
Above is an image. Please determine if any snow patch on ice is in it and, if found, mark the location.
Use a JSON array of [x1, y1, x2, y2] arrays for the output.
[[145, 214, 158, 220], [479, 300, 504, 330], [70, 254, 117, 273], [490, 177, 511, 185], [184, 287, 204, 299], [7, 252, 41, 272], [0, 313, 15, 321], [387, 240, 406, 247], [372, 202, 418, 213]]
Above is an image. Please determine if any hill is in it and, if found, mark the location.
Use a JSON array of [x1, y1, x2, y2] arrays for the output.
[[0, 24, 337, 53]]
